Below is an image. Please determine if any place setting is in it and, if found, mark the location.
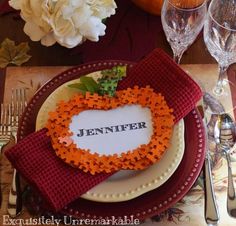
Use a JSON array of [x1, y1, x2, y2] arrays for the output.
[[0, 0, 236, 226], [3, 48, 203, 220]]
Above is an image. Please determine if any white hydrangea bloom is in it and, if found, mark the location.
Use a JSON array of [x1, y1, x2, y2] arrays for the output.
[[9, 0, 117, 48]]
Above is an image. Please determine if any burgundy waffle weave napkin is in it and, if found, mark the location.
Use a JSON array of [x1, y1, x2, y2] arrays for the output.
[[5, 48, 202, 212], [6, 128, 113, 211], [119, 48, 202, 123]]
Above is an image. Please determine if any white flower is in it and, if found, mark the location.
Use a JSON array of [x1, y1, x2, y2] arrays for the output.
[[9, 0, 117, 48]]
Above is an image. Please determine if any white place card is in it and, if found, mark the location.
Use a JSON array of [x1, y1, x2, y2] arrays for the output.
[[69, 104, 153, 155]]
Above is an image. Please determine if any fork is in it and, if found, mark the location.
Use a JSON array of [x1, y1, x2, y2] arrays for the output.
[[10, 89, 27, 141], [7, 88, 27, 217], [0, 103, 11, 153], [0, 103, 11, 207]]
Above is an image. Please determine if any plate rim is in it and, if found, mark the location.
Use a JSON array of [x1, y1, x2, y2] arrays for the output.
[[34, 74, 185, 203], [18, 60, 205, 220], [62, 108, 205, 221]]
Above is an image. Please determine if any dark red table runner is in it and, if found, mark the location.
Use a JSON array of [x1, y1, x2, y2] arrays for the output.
[[0, 0, 164, 62]]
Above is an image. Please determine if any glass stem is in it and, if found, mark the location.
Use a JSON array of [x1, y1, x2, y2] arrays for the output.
[[213, 64, 228, 96], [173, 50, 184, 64]]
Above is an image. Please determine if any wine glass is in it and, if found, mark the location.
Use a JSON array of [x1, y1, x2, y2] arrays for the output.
[[161, 0, 207, 64], [204, 0, 236, 102]]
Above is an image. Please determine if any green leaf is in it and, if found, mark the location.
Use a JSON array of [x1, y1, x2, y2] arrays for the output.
[[99, 66, 127, 96], [68, 76, 100, 94], [68, 83, 88, 94], [115, 65, 127, 79], [80, 76, 100, 93], [67, 66, 127, 97], [101, 65, 127, 79], [0, 38, 31, 68]]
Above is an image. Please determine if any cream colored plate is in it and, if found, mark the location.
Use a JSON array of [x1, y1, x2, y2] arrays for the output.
[[36, 72, 185, 202]]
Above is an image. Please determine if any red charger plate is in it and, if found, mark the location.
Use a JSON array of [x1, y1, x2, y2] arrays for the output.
[[18, 60, 205, 220]]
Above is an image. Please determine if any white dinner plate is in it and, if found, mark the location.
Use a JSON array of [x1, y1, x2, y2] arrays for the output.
[[36, 71, 185, 202]]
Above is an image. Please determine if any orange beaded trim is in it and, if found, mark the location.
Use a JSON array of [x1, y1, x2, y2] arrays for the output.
[[46, 86, 175, 175]]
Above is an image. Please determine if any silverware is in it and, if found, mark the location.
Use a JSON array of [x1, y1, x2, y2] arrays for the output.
[[203, 124, 220, 225], [0, 103, 11, 207], [203, 92, 225, 115], [214, 113, 236, 218], [7, 88, 27, 217], [10, 89, 27, 141], [0, 103, 11, 153], [198, 105, 220, 225]]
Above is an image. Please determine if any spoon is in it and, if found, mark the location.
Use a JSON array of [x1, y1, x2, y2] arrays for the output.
[[214, 113, 236, 218]]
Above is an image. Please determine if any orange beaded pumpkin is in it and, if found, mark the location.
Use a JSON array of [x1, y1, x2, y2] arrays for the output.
[[132, 0, 205, 15], [132, 0, 164, 15]]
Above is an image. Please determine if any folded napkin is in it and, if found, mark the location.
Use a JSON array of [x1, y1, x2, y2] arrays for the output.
[[120, 48, 202, 123], [5, 48, 202, 212]]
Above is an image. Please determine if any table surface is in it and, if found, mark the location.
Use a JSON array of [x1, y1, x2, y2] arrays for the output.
[[0, 65, 236, 226]]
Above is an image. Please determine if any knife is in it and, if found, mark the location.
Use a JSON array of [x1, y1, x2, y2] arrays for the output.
[[198, 105, 220, 225]]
